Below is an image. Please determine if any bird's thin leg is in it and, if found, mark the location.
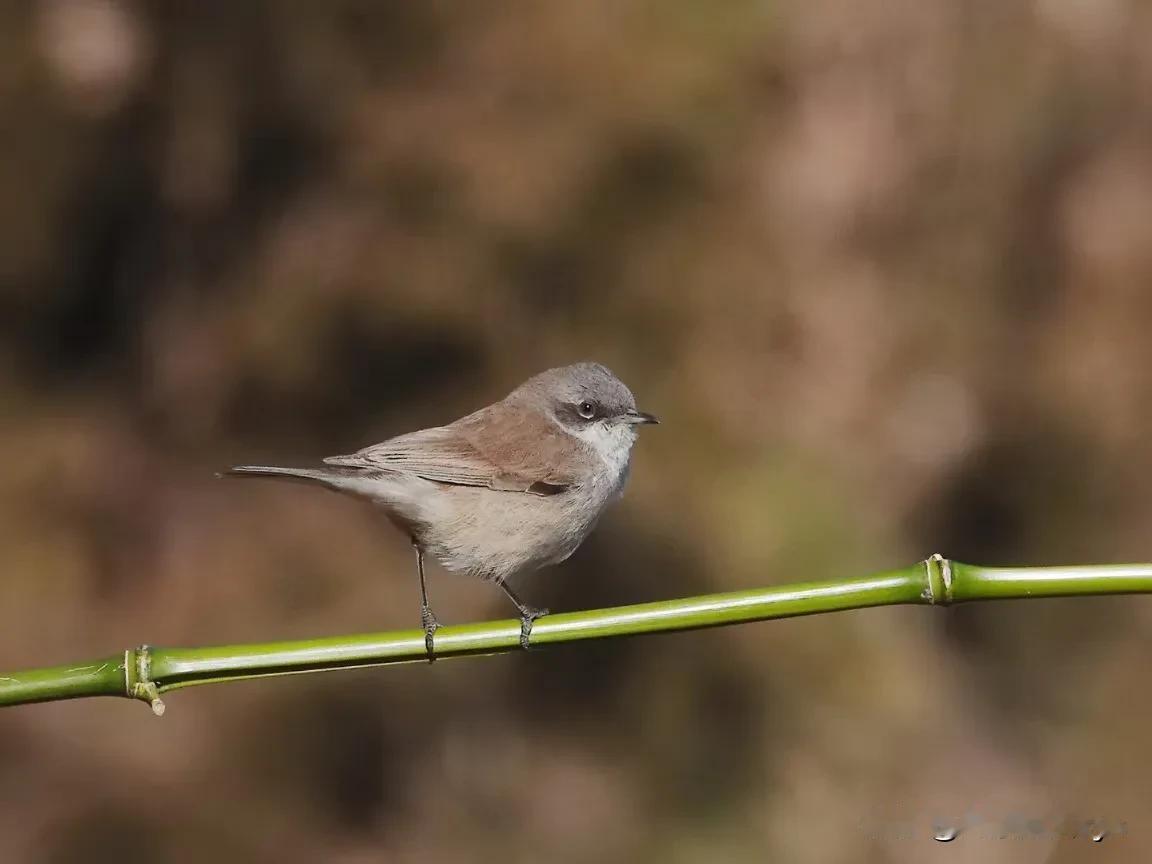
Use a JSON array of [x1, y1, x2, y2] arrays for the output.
[[499, 582, 549, 650], [413, 541, 439, 662]]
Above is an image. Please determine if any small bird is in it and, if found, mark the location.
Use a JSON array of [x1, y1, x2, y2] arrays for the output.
[[222, 362, 658, 658]]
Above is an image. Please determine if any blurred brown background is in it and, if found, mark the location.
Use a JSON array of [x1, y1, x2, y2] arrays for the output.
[[2, 1, 1152, 861]]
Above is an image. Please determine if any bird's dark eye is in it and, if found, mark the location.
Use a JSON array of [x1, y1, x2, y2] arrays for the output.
[[577, 400, 596, 420]]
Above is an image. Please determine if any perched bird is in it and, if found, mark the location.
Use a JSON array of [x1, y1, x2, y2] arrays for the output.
[[222, 362, 658, 658]]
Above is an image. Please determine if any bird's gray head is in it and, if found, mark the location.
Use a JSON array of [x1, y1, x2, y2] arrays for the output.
[[512, 362, 658, 428], [510, 362, 659, 467]]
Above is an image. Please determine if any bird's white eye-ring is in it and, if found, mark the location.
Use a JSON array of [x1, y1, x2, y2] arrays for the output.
[[577, 401, 596, 419]]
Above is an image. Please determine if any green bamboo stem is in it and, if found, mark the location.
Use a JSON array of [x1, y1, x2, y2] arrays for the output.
[[2, 557, 1151, 715]]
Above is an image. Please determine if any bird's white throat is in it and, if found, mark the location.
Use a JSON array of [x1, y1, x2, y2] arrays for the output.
[[568, 420, 637, 488]]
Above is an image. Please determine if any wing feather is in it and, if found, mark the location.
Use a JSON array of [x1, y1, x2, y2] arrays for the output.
[[323, 427, 494, 486], [322, 402, 594, 494]]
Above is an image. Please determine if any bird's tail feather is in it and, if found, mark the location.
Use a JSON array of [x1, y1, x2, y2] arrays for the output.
[[219, 465, 348, 488]]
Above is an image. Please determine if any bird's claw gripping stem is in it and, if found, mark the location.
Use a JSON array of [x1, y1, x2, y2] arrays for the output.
[[421, 605, 440, 662], [519, 607, 549, 651]]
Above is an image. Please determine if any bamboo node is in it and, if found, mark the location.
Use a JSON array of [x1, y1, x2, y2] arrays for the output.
[[924, 553, 953, 605], [125, 645, 167, 717]]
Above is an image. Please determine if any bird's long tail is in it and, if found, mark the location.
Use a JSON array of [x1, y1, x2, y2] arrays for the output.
[[219, 465, 349, 489]]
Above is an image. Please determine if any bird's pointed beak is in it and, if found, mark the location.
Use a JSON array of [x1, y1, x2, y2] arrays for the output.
[[622, 408, 660, 425]]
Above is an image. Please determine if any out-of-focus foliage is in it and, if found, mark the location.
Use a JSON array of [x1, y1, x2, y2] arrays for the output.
[[2, 1, 1152, 862]]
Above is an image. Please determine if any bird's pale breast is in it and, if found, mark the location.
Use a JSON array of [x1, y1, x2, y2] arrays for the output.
[[390, 462, 626, 583]]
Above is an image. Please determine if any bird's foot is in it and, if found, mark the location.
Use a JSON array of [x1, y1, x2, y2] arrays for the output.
[[519, 607, 550, 651], [421, 605, 440, 662]]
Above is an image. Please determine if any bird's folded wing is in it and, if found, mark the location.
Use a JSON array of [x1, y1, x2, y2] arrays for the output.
[[323, 408, 586, 494]]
